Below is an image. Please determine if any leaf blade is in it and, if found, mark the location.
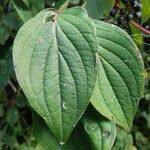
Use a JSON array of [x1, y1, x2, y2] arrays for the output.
[[90, 21, 144, 131], [141, 0, 150, 24], [82, 109, 116, 150], [85, 0, 115, 19], [13, 7, 97, 142], [12, 0, 44, 22]]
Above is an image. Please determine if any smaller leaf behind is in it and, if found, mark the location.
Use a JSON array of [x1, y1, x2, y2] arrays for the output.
[[141, 0, 150, 24], [85, 0, 115, 19], [12, 0, 44, 22], [82, 106, 116, 150]]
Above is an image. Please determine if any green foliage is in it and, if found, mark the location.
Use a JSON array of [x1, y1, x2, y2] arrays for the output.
[[91, 20, 144, 131], [0, 0, 150, 149], [82, 108, 116, 150], [0, 103, 34, 150], [12, 0, 44, 22], [6, 107, 19, 125], [129, 23, 143, 47], [0, 51, 14, 90], [0, 23, 9, 45], [112, 128, 135, 150], [32, 111, 91, 150], [141, 0, 150, 23], [13, 4, 144, 145], [85, 0, 115, 19]]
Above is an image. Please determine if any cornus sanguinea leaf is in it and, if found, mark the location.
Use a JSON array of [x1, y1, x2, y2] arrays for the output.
[[82, 110, 116, 150], [13, 7, 97, 142], [90, 20, 144, 131], [13, 5, 144, 145]]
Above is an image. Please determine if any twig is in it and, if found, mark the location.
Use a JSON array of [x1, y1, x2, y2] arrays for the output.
[[130, 20, 150, 35], [17, 87, 21, 97], [8, 80, 17, 93]]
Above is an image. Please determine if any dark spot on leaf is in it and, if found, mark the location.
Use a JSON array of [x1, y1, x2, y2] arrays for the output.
[[102, 130, 111, 138], [45, 14, 56, 22]]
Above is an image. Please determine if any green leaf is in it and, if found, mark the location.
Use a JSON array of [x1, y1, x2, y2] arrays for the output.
[[0, 22, 9, 45], [0, 104, 4, 117], [0, 59, 9, 89], [129, 23, 143, 48], [54, 0, 68, 9], [0, 51, 15, 89], [6, 107, 19, 125], [141, 0, 150, 24], [5, 135, 17, 149], [85, 0, 115, 19], [112, 127, 134, 150], [32, 112, 91, 150], [16, 93, 28, 108], [90, 20, 144, 131], [2, 12, 22, 30], [13, 7, 97, 142], [12, 0, 44, 22], [18, 144, 36, 150], [82, 109, 116, 150]]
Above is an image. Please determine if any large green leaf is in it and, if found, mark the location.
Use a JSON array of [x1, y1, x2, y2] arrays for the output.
[[82, 109, 116, 150], [13, 7, 97, 142], [90, 20, 144, 131], [32, 112, 91, 150], [141, 0, 150, 24], [85, 0, 115, 19], [12, 0, 44, 22]]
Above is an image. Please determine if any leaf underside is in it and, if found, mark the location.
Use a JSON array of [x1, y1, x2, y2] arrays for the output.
[[13, 7, 97, 142]]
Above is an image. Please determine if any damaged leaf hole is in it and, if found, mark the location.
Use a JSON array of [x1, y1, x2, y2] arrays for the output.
[[44, 13, 56, 23]]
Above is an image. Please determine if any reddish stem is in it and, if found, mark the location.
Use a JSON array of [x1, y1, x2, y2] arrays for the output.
[[130, 20, 150, 35]]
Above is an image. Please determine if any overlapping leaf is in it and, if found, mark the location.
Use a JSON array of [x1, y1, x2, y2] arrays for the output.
[[85, 0, 115, 19], [13, 7, 97, 142], [90, 20, 144, 131]]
